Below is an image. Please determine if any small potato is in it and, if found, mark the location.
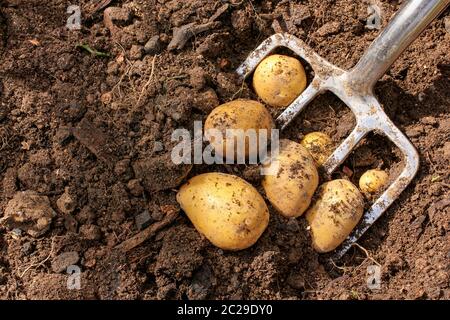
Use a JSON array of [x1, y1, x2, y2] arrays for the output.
[[300, 132, 333, 166], [176, 173, 269, 251], [204, 99, 275, 159], [253, 54, 307, 108], [359, 169, 389, 195], [262, 139, 319, 218], [306, 179, 365, 253]]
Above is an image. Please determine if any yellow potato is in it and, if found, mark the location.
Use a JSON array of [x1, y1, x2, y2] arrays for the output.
[[253, 54, 307, 108], [359, 169, 389, 195], [306, 179, 365, 253], [204, 99, 274, 159], [176, 173, 269, 251], [301, 132, 333, 166], [262, 139, 319, 218]]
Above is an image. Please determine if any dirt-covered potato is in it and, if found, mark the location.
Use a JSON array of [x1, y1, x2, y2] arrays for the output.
[[176, 173, 269, 251], [253, 54, 307, 108], [204, 99, 275, 159], [262, 139, 319, 218], [359, 169, 389, 195], [306, 179, 365, 253], [301, 132, 333, 166]]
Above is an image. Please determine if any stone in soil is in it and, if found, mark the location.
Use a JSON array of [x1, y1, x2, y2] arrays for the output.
[[135, 210, 152, 230], [144, 35, 161, 54], [51, 251, 80, 273], [104, 7, 133, 34], [2, 191, 56, 237]]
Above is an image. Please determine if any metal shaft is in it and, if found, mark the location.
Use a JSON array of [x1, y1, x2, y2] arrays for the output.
[[349, 0, 449, 93]]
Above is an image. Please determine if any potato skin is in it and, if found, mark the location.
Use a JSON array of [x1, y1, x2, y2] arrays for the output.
[[262, 139, 319, 218], [306, 179, 365, 253], [359, 169, 389, 195], [204, 99, 275, 159], [253, 54, 307, 108], [176, 173, 269, 251], [300, 132, 333, 166]]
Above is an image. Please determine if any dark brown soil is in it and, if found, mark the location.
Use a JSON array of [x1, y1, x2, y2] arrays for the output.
[[0, 0, 449, 300]]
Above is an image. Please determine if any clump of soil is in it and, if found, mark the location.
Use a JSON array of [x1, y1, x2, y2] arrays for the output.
[[0, 0, 449, 300]]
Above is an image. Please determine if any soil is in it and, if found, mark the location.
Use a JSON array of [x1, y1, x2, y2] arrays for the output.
[[0, 0, 449, 300]]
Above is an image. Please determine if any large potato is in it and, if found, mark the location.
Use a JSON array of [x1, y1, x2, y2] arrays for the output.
[[306, 179, 365, 253], [262, 139, 319, 218], [176, 173, 269, 251], [300, 131, 333, 166], [204, 99, 274, 160], [253, 54, 307, 108]]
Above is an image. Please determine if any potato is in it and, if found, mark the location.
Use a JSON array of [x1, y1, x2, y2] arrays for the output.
[[306, 179, 365, 253], [253, 54, 307, 108], [359, 169, 389, 195], [262, 139, 319, 218], [176, 173, 269, 251], [204, 99, 274, 159], [300, 132, 333, 166]]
